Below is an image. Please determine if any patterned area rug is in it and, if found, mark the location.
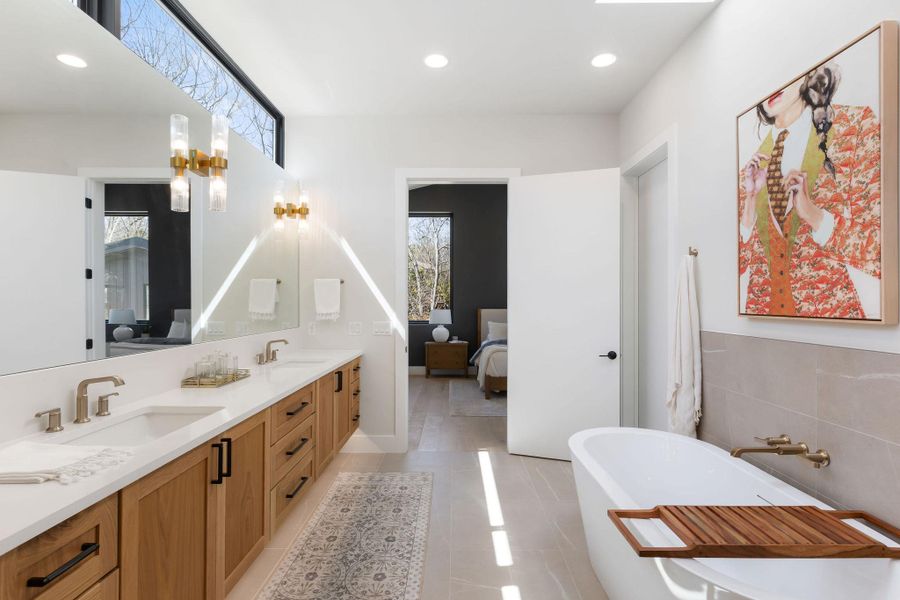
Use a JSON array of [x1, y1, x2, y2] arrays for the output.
[[449, 379, 507, 417], [258, 472, 433, 600]]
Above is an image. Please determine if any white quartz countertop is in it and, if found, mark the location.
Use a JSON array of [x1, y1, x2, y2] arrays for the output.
[[0, 348, 362, 555]]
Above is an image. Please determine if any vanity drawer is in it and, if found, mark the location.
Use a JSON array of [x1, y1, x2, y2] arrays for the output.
[[271, 452, 315, 532], [0, 495, 118, 600], [270, 383, 316, 444], [270, 413, 316, 484], [77, 569, 118, 600], [350, 358, 361, 383]]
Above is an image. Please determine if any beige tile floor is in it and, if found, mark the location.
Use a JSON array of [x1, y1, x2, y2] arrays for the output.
[[228, 376, 609, 600]]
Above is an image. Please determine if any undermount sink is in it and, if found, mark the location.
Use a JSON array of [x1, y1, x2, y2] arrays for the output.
[[65, 406, 223, 447], [273, 359, 328, 368]]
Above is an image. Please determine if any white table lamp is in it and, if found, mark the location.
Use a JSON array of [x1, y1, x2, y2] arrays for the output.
[[109, 309, 137, 342], [429, 309, 452, 342]]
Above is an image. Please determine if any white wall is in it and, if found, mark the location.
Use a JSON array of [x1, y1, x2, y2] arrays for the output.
[[619, 0, 900, 354], [285, 115, 619, 449], [637, 160, 669, 431]]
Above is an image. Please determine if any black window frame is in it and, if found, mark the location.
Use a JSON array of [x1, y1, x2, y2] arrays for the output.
[[78, 0, 285, 167], [407, 212, 454, 324]]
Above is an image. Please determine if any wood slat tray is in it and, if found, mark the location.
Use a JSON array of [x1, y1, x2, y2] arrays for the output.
[[608, 505, 900, 559]]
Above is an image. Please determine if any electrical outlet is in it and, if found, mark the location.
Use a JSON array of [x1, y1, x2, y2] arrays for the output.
[[372, 321, 392, 336], [206, 321, 226, 335], [235, 321, 249, 335], [348, 321, 362, 336], [307, 321, 317, 336]]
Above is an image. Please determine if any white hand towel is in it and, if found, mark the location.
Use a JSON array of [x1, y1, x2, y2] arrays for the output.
[[0, 441, 133, 485], [249, 278, 279, 321], [666, 255, 703, 437], [315, 278, 342, 321]]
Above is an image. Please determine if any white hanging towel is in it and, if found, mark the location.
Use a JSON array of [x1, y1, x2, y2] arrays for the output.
[[315, 278, 342, 321], [666, 255, 703, 437], [249, 278, 279, 321]]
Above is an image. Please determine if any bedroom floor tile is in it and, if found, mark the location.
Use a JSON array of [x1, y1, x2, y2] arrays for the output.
[[229, 376, 608, 600]]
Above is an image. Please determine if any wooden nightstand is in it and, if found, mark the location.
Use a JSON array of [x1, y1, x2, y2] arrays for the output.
[[425, 341, 469, 378]]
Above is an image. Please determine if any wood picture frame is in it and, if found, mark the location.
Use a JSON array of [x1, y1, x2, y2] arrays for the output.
[[736, 21, 898, 324]]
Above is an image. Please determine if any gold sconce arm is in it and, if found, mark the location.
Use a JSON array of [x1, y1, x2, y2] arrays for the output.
[[170, 149, 228, 178]]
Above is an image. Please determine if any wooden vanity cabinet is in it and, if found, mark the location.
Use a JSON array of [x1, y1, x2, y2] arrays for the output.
[[334, 365, 353, 449], [119, 442, 223, 600], [221, 411, 270, 593], [315, 375, 336, 474]]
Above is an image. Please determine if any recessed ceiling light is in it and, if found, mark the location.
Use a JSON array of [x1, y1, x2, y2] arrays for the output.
[[591, 53, 617, 68], [424, 54, 449, 69], [595, 0, 714, 3], [56, 54, 87, 68]]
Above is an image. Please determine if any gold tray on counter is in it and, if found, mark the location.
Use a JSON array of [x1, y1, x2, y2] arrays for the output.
[[181, 369, 251, 388]]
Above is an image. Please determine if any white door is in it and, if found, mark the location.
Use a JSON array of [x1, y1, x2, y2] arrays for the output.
[[507, 169, 621, 460], [0, 170, 86, 375]]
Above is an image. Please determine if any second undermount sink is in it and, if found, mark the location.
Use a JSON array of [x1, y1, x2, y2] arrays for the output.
[[273, 358, 328, 368], [65, 406, 223, 447]]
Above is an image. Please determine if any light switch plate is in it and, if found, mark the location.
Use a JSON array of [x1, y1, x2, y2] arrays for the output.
[[206, 321, 225, 335], [348, 321, 363, 336], [307, 321, 317, 336], [372, 321, 392, 336]]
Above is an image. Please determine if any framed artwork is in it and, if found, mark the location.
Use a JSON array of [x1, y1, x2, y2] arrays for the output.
[[736, 22, 898, 323]]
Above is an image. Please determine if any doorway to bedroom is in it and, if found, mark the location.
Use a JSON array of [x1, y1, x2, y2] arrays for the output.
[[406, 183, 509, 451]]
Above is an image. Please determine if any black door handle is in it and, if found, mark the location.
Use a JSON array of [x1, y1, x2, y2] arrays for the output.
[[335, 370, 343, 393], [286, 476, 309, 499], [211, 442, 224, 484], [221, 437, 233, 478], [286, 401, 310, 416], [26, 543, 99, 587], [285, 437, 310, 456], [603, 351, 618, 360]]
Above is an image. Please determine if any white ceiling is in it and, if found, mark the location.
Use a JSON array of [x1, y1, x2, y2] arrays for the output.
[[178, 0, 720, 117]]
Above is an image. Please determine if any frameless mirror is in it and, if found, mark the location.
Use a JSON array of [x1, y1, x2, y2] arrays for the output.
[[0, 0, 299, 376]]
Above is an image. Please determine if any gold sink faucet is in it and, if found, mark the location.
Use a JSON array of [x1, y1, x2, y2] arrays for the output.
[[75, 376, 125, 424], [262, 339, 289, 364]]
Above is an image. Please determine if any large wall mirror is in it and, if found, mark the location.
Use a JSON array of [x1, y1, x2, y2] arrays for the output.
[[0, 0, 300, 377]]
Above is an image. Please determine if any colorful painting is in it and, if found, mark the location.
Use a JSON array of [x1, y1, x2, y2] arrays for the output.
[[737, 23, 898, 323]]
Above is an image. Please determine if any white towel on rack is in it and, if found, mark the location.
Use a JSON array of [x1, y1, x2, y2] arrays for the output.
[[249, 278, 279, 321], [666, 255, 703, 437], [315, 278, 342, 321], [0, 441, 133, 485]]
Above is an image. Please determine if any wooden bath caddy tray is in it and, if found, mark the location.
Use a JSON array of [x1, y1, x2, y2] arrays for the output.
[[608, 505, 900, 559]]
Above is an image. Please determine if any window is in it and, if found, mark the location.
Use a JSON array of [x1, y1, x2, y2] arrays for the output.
[[104, 214, 150, 321], [408, 215, 452, 322], [104, 0, 283, 164]]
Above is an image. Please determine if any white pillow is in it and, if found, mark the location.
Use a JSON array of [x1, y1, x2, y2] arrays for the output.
[[487, 321, 507, 341], [167, 320, 187, 339]]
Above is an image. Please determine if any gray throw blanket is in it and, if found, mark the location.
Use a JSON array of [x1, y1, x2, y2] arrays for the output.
[[470, 338, 507, 365]]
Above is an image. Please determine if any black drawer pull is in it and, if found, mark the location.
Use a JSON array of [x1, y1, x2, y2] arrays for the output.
[[221, 437, 233, 478], [353, 365, 360, 372], [285, 437, 310, 456], [26, 542, 99, 587], [335, 370, 343, 393], [352, 415, 360, 422], [211, 442, 224, 484], [286, 476, 310, 499], [286, 401, 310, 416], [353, 390, 360, 397]]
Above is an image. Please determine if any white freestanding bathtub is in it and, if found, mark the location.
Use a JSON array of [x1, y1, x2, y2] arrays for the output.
[[569, 427, 900, 600]]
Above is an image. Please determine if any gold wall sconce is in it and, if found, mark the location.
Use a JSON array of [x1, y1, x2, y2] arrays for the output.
[[273, 183, 311, 234], [170, 113, 229, 213]]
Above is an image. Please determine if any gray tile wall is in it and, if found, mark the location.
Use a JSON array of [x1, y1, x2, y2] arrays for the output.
[[699, 331, 900, 525]]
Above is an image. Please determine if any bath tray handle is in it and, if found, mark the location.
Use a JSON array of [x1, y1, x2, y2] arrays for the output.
[[608, 508, 699, 558]]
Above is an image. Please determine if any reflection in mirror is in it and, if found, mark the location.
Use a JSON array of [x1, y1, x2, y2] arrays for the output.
[[0, 0, 299, 376]]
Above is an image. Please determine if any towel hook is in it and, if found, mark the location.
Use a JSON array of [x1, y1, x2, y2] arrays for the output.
[[688, 246, 699, 257]]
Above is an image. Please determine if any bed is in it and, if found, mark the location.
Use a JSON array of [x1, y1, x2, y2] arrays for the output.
[[107, 309, 192, 356], [473, 308, 507, 399]]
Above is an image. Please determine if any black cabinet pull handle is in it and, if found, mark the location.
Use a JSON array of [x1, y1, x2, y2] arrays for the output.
[[603, 351, 618, 360], [286, 401, 310, 416], [334, 370, 343, 393], [221, 437, 232, 478], [353, 365, 360, 372], [285, 438, 310, 456], [353, 390, 360, 397], [211, 442, 224, 484], [352, 415, 360, 422], [27, 542, 99, 587], [285, 476, 309, 499]]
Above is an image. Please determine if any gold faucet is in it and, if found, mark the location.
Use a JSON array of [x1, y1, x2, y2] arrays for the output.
[[75, 376, 125, 424], [730, 435, 830, 468], [263, 339, 289, 363]]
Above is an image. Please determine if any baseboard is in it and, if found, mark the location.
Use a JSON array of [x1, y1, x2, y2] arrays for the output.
[[408, 366, 426, 375], [341, 433, 406, 453]]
